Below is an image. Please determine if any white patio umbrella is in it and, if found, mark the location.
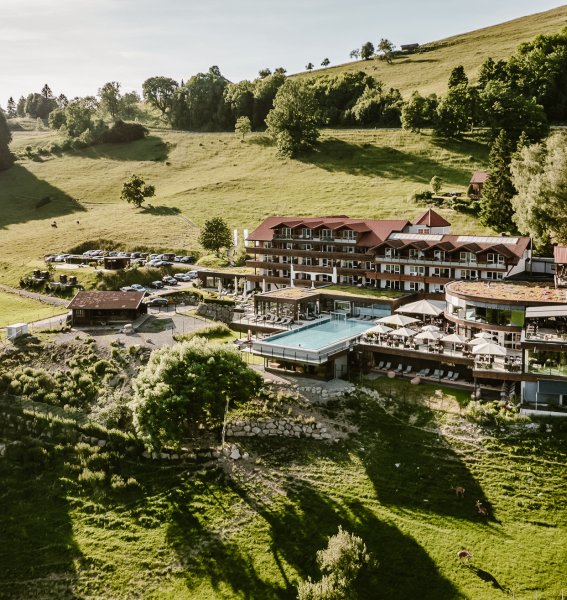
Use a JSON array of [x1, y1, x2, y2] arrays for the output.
[[376, 314, 420, 327], [390, 326, 417, 338], [441, 333, 467, 344], [441, 332, 468, 351], [395, 299, 445, 317], [474, 331, 496, 339], [366, 323, 393, 335], [468, 336, 494, 346], [415, 330, 443, 342], [421, 324, 441, 332], [471, 341, 507, 356]]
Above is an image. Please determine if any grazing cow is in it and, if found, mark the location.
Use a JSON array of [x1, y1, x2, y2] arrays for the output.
[[475, 500, 489, 517], [51, 221, 57, 228], [450, 486, 465, 497], [457, 549, 473, 564]]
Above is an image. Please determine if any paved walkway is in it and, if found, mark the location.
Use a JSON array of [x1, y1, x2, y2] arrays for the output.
[[0, 283, 69, 307]]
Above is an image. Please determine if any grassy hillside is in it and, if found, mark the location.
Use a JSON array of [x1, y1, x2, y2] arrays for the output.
[[0, 128, 491, 285], [296, 5, 567, 98], [1, 377, 565, 599]]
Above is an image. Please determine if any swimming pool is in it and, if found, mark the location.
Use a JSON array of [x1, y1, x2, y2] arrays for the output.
[[264, 318, 373, 350]]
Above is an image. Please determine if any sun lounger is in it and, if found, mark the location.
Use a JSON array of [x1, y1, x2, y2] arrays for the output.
[[396, 363, 403, 372], [444, 371, 453, 380], [384, 362, 391, 370], [404, 365, 412, 374], [451, 373, 460, 381], [377, 361, 384, 369], [432, 369, 440, 378], [438, 370, 445, 379]]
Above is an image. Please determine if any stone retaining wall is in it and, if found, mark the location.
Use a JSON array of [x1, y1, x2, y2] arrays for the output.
[[226, 417, 336, 441], [196, 302, 234, 324]]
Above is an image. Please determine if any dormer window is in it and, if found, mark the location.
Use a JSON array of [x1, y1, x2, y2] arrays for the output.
[[280, 227, 292, 239], [301, 228, 312, 239], [342, 230, 356, 240], [321, 228, 332, 239]]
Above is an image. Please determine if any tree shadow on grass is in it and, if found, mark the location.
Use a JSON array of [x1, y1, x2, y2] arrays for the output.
[[0, 164, 86, 230], [141, 204, 180, 216], [228, 467, 462, 599], [77, 136, 170, 162], [248, 135, 273, 148], [0, 441, 83, 599], [468, 565, 507, 592], [298, 138, 477, 186], [429, 134, 490, 162], [165, 473, 285, 599]]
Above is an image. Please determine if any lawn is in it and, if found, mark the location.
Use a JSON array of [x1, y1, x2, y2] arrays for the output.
[[295, 5, 567, 98], [0, 378, 565, 599], [323, 285, 407, 300], [0, 127, 493, 288], [0, 290, 67, 329]]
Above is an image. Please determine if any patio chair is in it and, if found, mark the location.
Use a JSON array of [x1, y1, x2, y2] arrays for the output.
[[384, 362, 391, 370], [377, 361, 384, 370], [438, 370, 445, 379], [280, 317, 293, 326], [444, 371, 453, 380], [432, 369, 440, 378], [396, 363, 403, 372], [404, 365, 412, 374], [451, 373, 460, 381], [422, 368, 430, 377]]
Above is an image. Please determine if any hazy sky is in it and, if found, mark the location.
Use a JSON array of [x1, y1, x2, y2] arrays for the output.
[[1, 0, 564, 103]]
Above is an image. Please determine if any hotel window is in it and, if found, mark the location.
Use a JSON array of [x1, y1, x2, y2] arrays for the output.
[[285, 243, 293, 250], [345, 246, 355, 253], [384, 248, 399, 259], [383, 264, 401, 274], [408, 282, 424, 291], [485, 271, 504, 280], [434, 250, 445, 261], [303, 258, 312, 266], [321, 228, 332, 239], [408, 249, 418, 259], [321, 274, 333, 282], [487, 253, 505, 265], [343, 230, 356, 240], [417, 228, 429, 234], [366, 262, 373, 270], [385, 280, 402, 290], [461, 269, 478, 280], [75, 309, 85, 317], [264, 242, 272, 249], [460, 251, 477, 263], [431, 267, 450, 278], [282, 270, 290, 277], [301, 228, 312, 239], [301, 244, 312, 251], [280, 227, 292, 238], [409, 266, 425, 276], [323, 244, 335, 252]]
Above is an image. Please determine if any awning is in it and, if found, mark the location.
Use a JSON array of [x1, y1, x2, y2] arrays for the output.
[[526, 305, 567, 319]]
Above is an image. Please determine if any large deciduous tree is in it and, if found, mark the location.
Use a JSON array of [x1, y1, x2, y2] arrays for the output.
[[98, 81, 122, 119], [479, 130, 517, 232], [401, 91, 437, 133], [235, 115, 251, 139], [511, 131, 567, 250], [377, 38, 395, 63], [132, 338, 262, 450], [142, 76, 179, 117], [0, 110, 14, 171], [199, 216, 233, 256], [434, 84, 469, 138], [360, 42, 374, 60], [266, 79, 320, 158], [120, 174, 155, 208]]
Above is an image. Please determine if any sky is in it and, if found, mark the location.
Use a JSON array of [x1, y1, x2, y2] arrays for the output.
[[1, 0, 564, 103]]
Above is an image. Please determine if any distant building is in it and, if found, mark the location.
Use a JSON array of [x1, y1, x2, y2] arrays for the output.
[[68, 291, 147, 326], [468, 171, 489, 199], [400, 43, 420, 52], [554, 246, 567, 288]]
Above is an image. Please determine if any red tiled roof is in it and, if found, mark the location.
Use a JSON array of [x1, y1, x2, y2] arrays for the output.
[[470, 171, 489, 184], [247, 216, 411, 248], [412, 209, 451, 228], [68, 291, 145, 310], [554, 246, 567, 264]]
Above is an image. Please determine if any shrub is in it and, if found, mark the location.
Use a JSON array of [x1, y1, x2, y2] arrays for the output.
[[408, 189, 433, 205], [101, 120, 148, 143]]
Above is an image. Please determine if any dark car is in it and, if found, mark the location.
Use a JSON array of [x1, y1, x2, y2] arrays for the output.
[[162, 276, 178, 285], [150, 280, 164, 289], [146, 297, 168, 307]]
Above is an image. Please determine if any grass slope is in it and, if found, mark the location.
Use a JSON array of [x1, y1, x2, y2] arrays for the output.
[[1, 380, 565, 599], [296, 5, 567, 97], [0, 128, 491, 287], [0, 291, 66, 328]]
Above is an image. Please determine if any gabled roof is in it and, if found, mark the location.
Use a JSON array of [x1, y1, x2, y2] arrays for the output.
[[412, 209, 451, 228], [470, 171, 489, 184], [554, 246, 567, 264], [247, 216, 410, 248], [68, 291, 146, 310]]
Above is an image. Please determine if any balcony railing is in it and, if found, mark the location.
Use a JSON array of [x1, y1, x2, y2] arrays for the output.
[[377, 256, 508, 269]]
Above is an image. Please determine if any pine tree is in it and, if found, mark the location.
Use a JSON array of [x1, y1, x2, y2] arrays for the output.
[[16, 96, 26, 117], [479, 129, 516, 232], [6, 97, 16, 118], [41, 83, 53, 99]]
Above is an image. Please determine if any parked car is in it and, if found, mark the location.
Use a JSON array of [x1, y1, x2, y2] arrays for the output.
[[173, 273, 190, 281], [150, 280, 164, 289], [146, 296, 168, 307], [120, 286, 134, 292], [130, 284, 147, 293], [162, 276, 178, 286], [179, 256, 196, 264]]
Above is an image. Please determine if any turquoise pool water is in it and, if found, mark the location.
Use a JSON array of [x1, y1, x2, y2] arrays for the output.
[[266, 318, 372, 350]]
